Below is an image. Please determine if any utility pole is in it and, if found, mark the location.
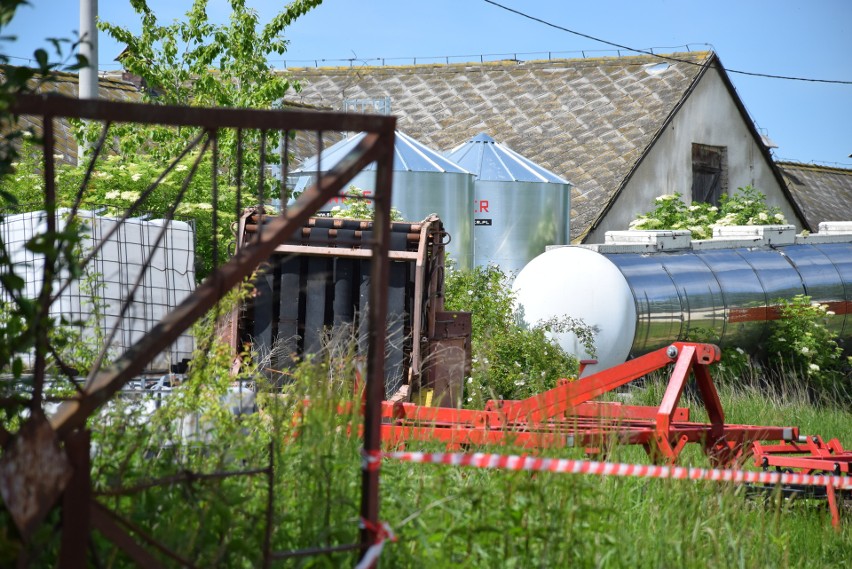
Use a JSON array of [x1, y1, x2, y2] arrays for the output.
[[79, 0, 98, 100], [78, 0, 98, 164]]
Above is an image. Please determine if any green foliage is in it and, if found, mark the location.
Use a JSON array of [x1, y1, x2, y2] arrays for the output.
[[328, 186, 404, 221], [0, 32, 89, 379], [629, 186, 787, 239], [87, 0, 323, 198], [767, 294, 849, 398], [2, 138, 239, 279], [444, 263, 595, 403]]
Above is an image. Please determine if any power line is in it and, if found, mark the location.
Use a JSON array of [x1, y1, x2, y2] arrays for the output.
[[483, 0, 852, 86]]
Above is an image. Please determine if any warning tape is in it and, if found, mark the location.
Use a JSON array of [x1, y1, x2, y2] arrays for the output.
[[385, 451, 852, 490], [354, 518, 396, 569]]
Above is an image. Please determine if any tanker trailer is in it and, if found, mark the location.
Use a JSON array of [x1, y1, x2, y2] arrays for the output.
[[513, 225, 852, 375]]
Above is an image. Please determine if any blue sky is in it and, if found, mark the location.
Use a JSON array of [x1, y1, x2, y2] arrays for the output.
[[4, 0, 851, 166]]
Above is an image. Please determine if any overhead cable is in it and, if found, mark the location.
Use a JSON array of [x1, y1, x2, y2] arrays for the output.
[[483, 0, 852, 86]]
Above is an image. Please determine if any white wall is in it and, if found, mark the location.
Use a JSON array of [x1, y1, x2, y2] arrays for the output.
[[586, 66, 803, 243]]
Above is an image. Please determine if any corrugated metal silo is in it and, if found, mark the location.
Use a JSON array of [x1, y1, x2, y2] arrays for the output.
[[445, 133, 572, 275], [289, 131, 475, 268]]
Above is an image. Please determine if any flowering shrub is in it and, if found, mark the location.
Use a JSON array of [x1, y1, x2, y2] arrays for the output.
[[1, 140, 238, 279], [629, 186, 786, 239], [444, 263, 595, 404], [767, 294, 849, 397]]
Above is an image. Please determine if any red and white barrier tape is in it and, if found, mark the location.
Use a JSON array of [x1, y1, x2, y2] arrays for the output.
[[385, 451, 852, 490], [354, 518, 396, 569]]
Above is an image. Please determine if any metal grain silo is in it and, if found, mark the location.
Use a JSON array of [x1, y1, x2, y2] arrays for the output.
[[445, 133, 572, 276], [512, 226, 852, 376], [290, 131, 475, 269]]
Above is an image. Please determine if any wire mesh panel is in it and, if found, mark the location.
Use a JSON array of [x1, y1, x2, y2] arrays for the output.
[[0, 209, 196, 371]]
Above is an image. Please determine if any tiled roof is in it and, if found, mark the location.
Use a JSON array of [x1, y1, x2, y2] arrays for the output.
[[17, 71, 143, 165], [776, 162, 852, 227], [284, 52, 713, 241]]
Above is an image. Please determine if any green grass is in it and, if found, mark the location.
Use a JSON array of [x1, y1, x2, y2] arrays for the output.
[[11, 364, 849, 567], [375, 379, 852, 568]]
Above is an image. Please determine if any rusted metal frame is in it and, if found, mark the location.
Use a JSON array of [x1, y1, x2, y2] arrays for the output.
[[85, 135, 214, 386], [50, 131, 392, 437], [90, 500, 196, 568], [12, 94, 395, 133], [280, 129, 290, 210], [211, 129, 220, 269], [271, 244, 419, 261], [411, 216, 438, 384], [271, 542, 362, 560], [263, 441, 274, 569], [31, 112, 57, 408], [94, 466, 269, 497], [68, 120, 111, 219], [60, 429, 90, 568], [50, 129, 208, 304], [236, 128, 244, 218], [359, 127, 395, 561]]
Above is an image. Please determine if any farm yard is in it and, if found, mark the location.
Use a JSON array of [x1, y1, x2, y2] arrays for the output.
[[2, 2, 852, 567]]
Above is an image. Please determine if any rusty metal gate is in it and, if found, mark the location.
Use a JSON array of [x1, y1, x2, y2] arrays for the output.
[[1, 93, 397, 566]]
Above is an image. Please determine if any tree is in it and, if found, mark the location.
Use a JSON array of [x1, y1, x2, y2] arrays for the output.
[[85, 0, 322, 193]]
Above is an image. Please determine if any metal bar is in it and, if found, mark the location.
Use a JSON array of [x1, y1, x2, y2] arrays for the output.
[[60, 430, 90, 568], [693, 360, 725, 440], [89, 502, 164, 568], [94, 467, 268, 497], [50, 131, 392, 437], [32, 113, 56, 408], [271, 543, 361, 560], [359, 129, 395, 561], [655, 344, 695, 437], [12, 94, 395, 133], [90, 501, 197, 568], [263, 441, 274, 569], [272, 244, 418, 260], [500, 344, 681, 423]]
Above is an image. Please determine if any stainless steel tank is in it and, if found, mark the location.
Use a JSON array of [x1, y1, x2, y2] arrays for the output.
[[289, 131, 475, 269], [445, 133, 571, 276], [513, 239, 852, 375]]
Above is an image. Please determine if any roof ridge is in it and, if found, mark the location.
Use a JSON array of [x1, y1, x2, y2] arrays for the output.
[[284, 50, 714, 73], [777, 161, 852, 174]]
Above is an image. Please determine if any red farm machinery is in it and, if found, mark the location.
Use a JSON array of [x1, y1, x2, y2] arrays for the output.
[[232, 209, 852, 527]]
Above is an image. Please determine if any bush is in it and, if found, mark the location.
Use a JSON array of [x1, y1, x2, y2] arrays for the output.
[[629, 185, 786, 239], [1, 139, 238, 280], [443, 263, 595, 404], [766, 294, 850, 399]]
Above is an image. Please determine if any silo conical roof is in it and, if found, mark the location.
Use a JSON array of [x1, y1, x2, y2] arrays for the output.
[[446, 132, 569, 184], [294, 130, 470, 174]]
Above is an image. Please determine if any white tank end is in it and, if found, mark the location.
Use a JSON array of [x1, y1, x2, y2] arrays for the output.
[[512, 246, 636, 376]]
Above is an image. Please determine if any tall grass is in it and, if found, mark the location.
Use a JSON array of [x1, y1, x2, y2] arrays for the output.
[[44, 346, 851, 568]]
